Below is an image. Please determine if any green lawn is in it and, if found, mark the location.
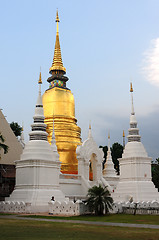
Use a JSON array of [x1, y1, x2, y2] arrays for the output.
[[22, 213, 159, 225], [1, 218, 159, 240]]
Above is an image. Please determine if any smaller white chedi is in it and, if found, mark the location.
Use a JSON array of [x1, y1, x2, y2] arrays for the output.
[[102, 133, 119, 190], [5, 73, 66, 212], [113, 83, 159, 202]]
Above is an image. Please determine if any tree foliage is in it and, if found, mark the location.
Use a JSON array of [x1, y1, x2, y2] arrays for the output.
[[111, 142, 123, 175], [10, 122, 22, 137], [0, 133, 9, 154], [86, 185, 113, 215], [99, 145, 108, 169], [152, 158, 159, 191]]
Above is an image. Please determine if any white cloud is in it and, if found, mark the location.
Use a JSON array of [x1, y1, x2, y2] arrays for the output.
[[143, 38, 159, 87]]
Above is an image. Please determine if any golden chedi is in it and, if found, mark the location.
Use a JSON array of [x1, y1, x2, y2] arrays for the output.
[[43, 11, 81, 174]]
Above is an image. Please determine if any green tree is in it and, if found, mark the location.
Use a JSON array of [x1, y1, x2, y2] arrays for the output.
[[152, 158, 159, 191], [0, 133, 9, 154], [86, 185, 113, 215], [111, 142, 123, 175], [10, 122, 22, 137]]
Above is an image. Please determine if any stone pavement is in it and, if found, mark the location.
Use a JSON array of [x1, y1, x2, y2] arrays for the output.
[[1, 215, 159, 229]]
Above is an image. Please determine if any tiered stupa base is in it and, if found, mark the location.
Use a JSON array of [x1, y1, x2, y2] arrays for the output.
[[113, 180, 159, 202]]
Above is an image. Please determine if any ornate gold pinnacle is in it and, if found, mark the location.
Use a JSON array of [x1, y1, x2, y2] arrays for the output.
[[130, 82, 133, 92], [38, 71, 42, 84], [123, 130, 125, 137], [56, 9, 60, 23], [49, 10, 66, 74]]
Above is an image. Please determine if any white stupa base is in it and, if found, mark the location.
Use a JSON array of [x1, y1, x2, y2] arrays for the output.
[[3, 186, 66, 213], [113, 180, 159, 202]]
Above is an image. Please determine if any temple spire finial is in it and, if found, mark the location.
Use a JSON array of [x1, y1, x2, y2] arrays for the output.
[[38, 70, 42, 94], [49, 10, 66, 74], [130, 82, 133, 92], [108, 132, 110, 151], [89, 121, 91, 130], [130, 82, 135, 115], [88, 121, 92, 138], [38, 69, 42, 84], [123, 130, 125, 147], [123, 130, 125, 137], [56, 9, 60, 33]]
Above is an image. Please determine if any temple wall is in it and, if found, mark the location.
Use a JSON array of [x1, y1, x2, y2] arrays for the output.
[[112, 201, 159, 215], [0, 200, 90, 215]]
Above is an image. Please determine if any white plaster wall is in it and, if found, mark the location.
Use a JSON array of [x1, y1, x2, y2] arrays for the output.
[[119, 157, 152, 181], [15, 161, 60, 187]]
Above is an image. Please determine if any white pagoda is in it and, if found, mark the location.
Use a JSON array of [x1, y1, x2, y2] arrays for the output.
[[5, 73, 66, 212], [113, 83, 159, 202], [102, 133, 119, 190]]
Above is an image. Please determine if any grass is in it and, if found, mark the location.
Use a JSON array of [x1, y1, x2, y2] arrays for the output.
[[1, 217, 159, 240], [21, 213, 159, 225]]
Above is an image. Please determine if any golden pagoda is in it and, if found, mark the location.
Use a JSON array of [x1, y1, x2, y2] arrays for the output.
[[42, 10, 81, 174]]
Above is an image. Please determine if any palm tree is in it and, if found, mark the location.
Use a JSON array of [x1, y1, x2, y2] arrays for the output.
[[86, 185, 113, 215], [0, 133, 8, 154]]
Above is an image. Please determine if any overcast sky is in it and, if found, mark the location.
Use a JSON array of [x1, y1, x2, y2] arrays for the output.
[[0, 0, 159, 160]]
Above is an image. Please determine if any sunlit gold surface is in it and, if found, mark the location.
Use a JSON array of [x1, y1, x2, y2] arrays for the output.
[[43, 87, 81, 174]]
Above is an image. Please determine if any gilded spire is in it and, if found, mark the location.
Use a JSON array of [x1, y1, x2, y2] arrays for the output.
[[130, 82, 133, 92], [123, 130, 125, 137], [49, 10, 66, 74], [38, 71, 42, 84], [130, 82, 135, 115], [56, 9, 60, 23], [38, 71, 42, 94]]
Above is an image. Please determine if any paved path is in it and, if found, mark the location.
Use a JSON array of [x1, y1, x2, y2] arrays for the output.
[[1, 215, 159, 229]]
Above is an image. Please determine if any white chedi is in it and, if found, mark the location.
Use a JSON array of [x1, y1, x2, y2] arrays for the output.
[[113, 83, 159, 203], [102, 133, 119, 190], [5, 73, 66, 212]]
